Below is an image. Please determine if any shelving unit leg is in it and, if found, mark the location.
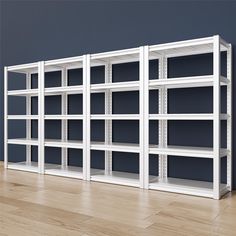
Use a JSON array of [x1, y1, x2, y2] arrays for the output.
[[61, 68, 68, 169], [4, 67, 8, 169], [158, 57, 168, 180], [140, 46, 149, 189], [105, 63, 112, 175], [227, 44, 232, 191], [38, 61, 45, 174], [26, 72, 32, 165], [213, 35, 221, 199], [83, 55, 91, 180]]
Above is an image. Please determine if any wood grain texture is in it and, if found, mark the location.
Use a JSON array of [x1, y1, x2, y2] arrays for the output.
[[0, 162, 235, 236]]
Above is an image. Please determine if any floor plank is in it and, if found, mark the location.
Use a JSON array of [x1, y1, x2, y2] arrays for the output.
[[0, 163, 235, 236]]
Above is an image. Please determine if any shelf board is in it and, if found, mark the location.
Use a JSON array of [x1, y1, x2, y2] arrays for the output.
[[45, 115, 83, 120], [8, 89, 38, 96], [7, 62, 38, 74], [149, 36, 229, 58], [91, 170, 141, 187], [8, 115, 39, 120], [45, 85, 83, 95], [149, 145, 228, 158], [8, 85, 83, 97], [91, 114, 139, 120], [91, 81, 139, 92], [91, 142, 140, 153], [7, 115, 83, 120], [149, 177, 229, 198], [8, 138, 38, 146], [7, 161, 38, 173], [45, 165, 83, 179], [149, 113, 229, 120], [149, 75, 228, 89], [45, 139, 83, 149]]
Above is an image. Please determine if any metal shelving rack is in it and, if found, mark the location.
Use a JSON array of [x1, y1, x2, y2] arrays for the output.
[[4, 35, 232, 199]]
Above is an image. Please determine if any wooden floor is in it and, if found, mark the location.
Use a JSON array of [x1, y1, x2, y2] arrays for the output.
[[0, 163, 235, 236]]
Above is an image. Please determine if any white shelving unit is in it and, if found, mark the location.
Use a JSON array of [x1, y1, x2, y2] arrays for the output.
[[4, 35, 232, 199]]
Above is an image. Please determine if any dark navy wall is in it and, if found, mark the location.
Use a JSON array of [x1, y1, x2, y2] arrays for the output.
[[1, 1, 235, 187]]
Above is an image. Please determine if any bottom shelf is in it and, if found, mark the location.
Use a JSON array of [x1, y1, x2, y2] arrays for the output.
[[91, 170, 140, 187], [149, 177, 229, 198], [8, 161, 38, 173], [45, 165, 83, 179], [91, 170, 157, 188], [6, 163, 230, 199]]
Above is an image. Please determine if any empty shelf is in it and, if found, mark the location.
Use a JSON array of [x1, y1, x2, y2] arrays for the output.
[[8, 89, 38, 96], [149, 113, 229, 120], [149, 177, 229, 198], [45, 139, 83, 149], [45, 85, 83, 95], [91, 114, 139, 120], [149, 145, 228, 158], [8, 138, 38, 146], [7, 115, 39, 120], [91, 142, 140, 153], [7, 161, 38, 173], [45, 115, 83, 120], [45, 165, 83, 179], [91, 170, 140, 187], [91, 81, 139, 92], [149, 75, 228, 89]]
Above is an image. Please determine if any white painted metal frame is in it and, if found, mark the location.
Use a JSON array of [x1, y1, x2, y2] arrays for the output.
[[4, 35, 232, 199]]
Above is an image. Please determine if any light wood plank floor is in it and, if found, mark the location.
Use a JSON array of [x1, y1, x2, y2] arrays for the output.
[[0, 163, 235, 236]]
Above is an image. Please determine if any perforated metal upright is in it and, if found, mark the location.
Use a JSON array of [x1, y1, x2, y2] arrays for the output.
[[104, 62, 112, 176], [158, 56, 168, 180], [226, 44, 232, 192], [26, 72, 31, 165], [61, 68, 68, 169]]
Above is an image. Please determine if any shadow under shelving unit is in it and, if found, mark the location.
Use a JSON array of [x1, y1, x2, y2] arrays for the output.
[[5, 35, 232, 199]]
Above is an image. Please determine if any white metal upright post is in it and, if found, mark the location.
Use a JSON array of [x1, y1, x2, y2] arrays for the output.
[[26, 72, 31, 165], [213, 35, 221, 199], [105, 63, 112, 175], [158, 57, 168, 180], [61, 68, 68, 169], [4, 67, 8, 169], [83, 55, 91, 180], [227, 44, 232, 191], [38, 61, 45, 174], [140, 46, 149, 189]]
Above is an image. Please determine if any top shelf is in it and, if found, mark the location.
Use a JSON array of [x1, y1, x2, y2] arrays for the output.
[[6, 35, 231, 74]]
